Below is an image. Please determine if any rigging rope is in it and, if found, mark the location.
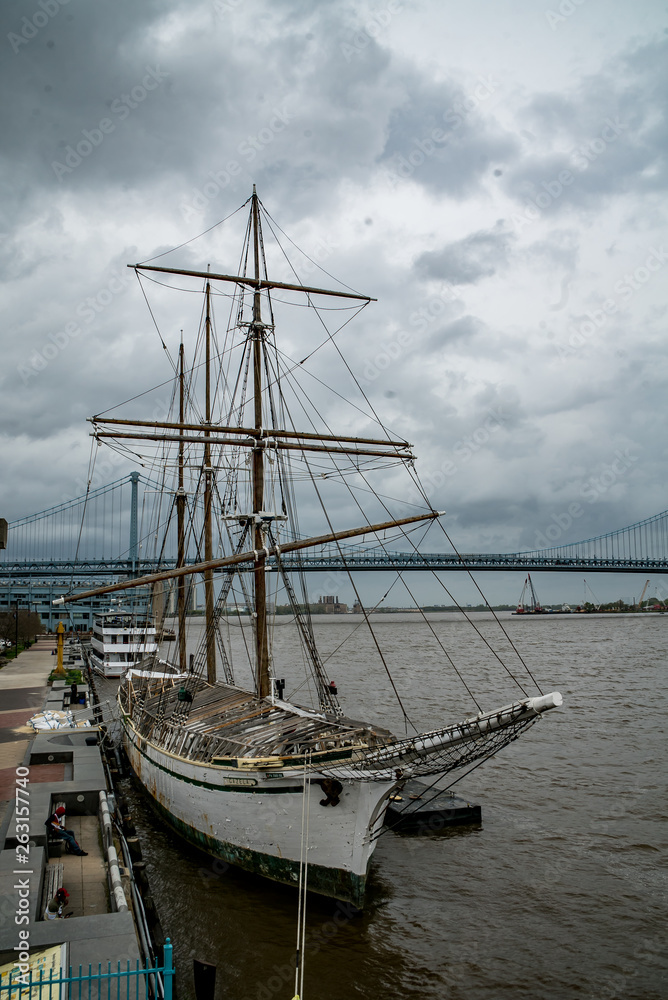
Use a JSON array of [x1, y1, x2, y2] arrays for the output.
[[137, 199, 251, 264], [266, 318, 539, 698], [68, 440, 100, 593], [370, 743, 512, 842], [432, 517, 542, 695], [263, 346, 417, 731], [259, 201, 363, 298], [294, 752, 312, 1000], [269, 290, 538, 696]]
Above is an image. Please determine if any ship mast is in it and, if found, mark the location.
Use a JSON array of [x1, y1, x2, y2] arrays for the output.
[[84, 189, 423, 696], [204, 279, 216, 683], [176, 341, 187, 673], [250, 186, 271, 698]]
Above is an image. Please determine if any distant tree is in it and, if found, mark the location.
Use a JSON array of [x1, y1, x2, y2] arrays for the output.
[[0, 610, 43, 648]]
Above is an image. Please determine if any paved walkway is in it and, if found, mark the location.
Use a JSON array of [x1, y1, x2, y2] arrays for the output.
[[0, 635, 57, 690], [56, 815, 109, 917], [0, 636, 57, 825], [1, 638, 110, 919], [0, 642, 141, 963]]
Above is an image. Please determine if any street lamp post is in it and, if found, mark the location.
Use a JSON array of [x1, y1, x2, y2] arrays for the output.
[[30, 601, 41, 642], [13, 602, 19, 661]]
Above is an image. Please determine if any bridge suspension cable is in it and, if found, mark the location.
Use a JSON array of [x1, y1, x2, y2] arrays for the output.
[[2, 480, 668, 575]]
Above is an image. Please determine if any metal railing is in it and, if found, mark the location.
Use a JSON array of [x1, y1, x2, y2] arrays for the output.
[[0, 940, 173, 1000]]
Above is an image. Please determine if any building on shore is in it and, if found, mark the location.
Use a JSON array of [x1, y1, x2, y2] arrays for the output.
[[318, 595, 348, 614], [0, 580, 151, 632]]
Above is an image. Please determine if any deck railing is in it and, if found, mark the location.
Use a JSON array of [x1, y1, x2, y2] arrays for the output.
[[0, 940, 174, 1000]]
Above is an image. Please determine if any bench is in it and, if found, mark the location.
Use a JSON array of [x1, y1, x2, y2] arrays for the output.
[[46, 800, 67, 859], [40, 862, 64, 920]]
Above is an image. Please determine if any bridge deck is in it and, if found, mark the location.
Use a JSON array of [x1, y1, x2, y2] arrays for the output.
[[2, 555, 667, 576]]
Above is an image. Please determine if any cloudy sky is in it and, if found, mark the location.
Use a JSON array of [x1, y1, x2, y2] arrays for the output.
[[1, 0, 667, 604]]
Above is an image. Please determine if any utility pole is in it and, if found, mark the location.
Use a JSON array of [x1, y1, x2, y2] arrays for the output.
[[13, 602, 19, 661]]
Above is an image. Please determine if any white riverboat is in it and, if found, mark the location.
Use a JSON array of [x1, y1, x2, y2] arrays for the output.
[[90, 611, 158, 678]]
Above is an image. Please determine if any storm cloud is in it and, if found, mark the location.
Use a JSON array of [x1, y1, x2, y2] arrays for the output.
[[1, 0, 667, 605]]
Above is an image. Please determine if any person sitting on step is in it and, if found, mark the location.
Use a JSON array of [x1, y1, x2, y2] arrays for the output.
[[45, 887, 70, 919]]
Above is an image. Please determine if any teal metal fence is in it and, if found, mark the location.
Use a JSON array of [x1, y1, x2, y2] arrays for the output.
[[0, 939, 173, 1000]]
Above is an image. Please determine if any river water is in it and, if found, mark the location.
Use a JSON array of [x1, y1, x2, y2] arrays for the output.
[[119, 613, 667, 1000]]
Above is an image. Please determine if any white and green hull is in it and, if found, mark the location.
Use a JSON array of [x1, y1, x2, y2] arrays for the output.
[[122, 715, 395, 906]]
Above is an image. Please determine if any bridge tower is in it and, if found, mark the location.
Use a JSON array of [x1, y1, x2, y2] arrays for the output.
[[129, 472, 139, 574]]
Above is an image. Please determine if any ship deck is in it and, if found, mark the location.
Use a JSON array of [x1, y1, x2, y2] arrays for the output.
[[121, 676, 394, 764]]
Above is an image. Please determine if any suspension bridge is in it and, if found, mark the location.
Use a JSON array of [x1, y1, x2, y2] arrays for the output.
[[2, 473, 668, 578]]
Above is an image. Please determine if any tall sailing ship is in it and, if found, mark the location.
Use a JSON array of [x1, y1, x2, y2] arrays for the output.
[[59, 189, 562, 906]]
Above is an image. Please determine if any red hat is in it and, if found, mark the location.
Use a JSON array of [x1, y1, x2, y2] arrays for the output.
[[55, 806, 66, 815]]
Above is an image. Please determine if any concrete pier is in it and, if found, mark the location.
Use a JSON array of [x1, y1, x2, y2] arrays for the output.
[[0, 638, 142, 972]]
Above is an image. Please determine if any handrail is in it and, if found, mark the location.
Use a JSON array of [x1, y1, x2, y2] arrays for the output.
[[0, 941, 174, 1000]]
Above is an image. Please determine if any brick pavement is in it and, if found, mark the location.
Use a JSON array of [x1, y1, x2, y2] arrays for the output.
[[0, 637, 57, 824]]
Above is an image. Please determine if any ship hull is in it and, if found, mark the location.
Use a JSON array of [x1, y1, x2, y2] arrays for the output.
[[122, 715, 395, 906]]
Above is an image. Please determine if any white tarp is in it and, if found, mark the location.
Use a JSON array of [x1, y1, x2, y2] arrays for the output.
[[29, 710, 91, 731]]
